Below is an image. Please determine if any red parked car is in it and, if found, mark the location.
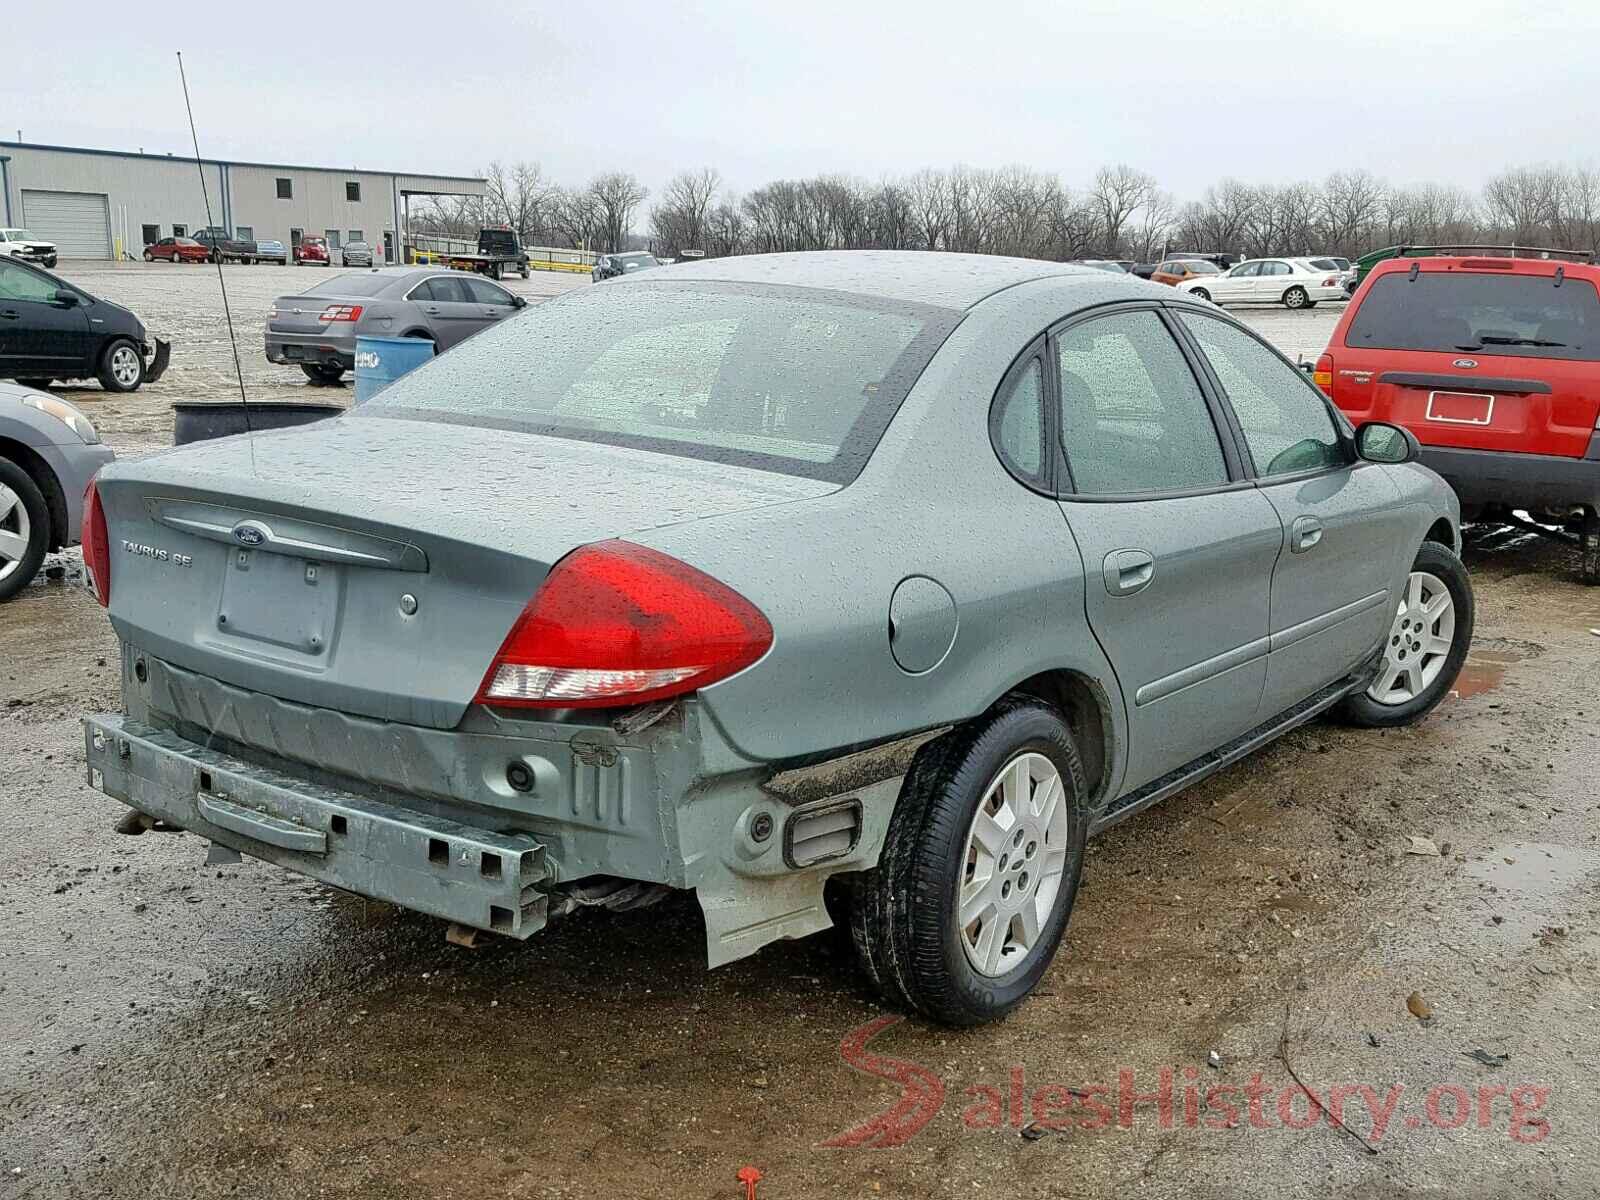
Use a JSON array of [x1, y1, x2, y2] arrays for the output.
[[143, 236, 209, 263], [294, 236, 330, 266], [1317, 247, 1600, 582]]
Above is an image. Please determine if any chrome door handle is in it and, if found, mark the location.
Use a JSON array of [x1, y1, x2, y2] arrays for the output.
[[0, 310, 18, 320], [1291, 516, 1323, 553], [1103, 548, 1155, 596]]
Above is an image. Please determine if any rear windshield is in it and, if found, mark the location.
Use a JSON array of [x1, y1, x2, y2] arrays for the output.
[[361, 281, 960, 482], [1348, 271, 1600, 361], [304, 273, 397, 297]]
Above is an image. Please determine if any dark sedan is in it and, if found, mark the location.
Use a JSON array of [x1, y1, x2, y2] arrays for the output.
[[0, 257, 169, 392]]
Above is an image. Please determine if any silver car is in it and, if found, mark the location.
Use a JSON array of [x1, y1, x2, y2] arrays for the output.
[[84, 252, 1471, 1025], [341, 241, 374, 267], [0, 382, 114, 600], [265, 267, 526, 383]]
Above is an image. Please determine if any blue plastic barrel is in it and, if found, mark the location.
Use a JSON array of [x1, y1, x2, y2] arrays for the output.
[[354, 335, 435, 404]]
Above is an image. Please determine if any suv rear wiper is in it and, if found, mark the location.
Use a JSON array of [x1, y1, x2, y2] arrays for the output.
[[1457, 336, 1567, 349]]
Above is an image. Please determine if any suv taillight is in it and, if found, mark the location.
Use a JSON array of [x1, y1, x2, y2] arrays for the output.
[[1321, 276, 1337, 287], [476, 541, 773, 709], [319, 305, 363, 322], [82, 478, 110, 607], [1313, 352, 1333, 396]]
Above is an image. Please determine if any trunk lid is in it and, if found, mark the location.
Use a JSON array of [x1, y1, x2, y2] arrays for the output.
[[270, 294, 343, 335], [96, 416, 831, 729]]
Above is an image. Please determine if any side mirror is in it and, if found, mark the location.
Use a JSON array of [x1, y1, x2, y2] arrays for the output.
[[1355, 421, 1419, 464], [511, 295, 527, 309], [53, 289, 79, 307]]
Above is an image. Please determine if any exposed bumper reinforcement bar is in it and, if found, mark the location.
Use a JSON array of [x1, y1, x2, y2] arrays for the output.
[[83, 714, 550, 938]]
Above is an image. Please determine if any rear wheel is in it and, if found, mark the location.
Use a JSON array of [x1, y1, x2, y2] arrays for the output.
[[1190, 287, 1211, 302], [1580, 506, 1600, 585], [0, 458, 49, 602], [1283, 286, 1309, 309], [1334, 541, 1473, 727], [98, 339, 145, 392], [300, 363, 345, 385], [142, 251, 154, 263], [849, 698, 1088, 1026]]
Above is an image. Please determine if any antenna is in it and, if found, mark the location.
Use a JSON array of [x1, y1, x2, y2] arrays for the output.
[[176, 51, 254, 468]]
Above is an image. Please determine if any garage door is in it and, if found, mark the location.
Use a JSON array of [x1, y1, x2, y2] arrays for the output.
[[20, 190, 112, 258]]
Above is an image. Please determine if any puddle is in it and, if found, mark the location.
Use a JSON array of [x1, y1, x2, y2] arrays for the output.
[[1462, 842, 1600, 945], [1450, 646, 1534, 700]]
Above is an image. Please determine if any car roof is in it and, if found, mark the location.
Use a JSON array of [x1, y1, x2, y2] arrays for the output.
[[1367, 253, 1600, 279], [647, 250, 1116, 310]]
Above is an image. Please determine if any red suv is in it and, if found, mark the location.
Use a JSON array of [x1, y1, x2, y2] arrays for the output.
[[1318, 248, 1600, 582], [294, 236, 330, 266]]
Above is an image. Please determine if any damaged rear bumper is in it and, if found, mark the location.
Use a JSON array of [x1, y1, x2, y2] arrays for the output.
[[83, 714, 551, 937]]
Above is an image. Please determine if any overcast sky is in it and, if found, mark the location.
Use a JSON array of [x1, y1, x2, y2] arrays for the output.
[[8, 0, 1598, 207]]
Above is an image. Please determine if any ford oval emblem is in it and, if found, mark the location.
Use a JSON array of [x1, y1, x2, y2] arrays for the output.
[[232, 521, 268, 547], [1452, 358, 1478, 369]]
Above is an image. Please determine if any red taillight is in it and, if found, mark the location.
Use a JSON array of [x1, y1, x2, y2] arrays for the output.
[[476, 541, 773, 709], [1321, 276, 1337, 287], [319, 304, 363, 322], [1313, 352, 1333, 396], [82, 478, 110, 607]]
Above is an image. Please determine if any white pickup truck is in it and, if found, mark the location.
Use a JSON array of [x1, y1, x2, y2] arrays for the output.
[[0, 228, 57, 269]]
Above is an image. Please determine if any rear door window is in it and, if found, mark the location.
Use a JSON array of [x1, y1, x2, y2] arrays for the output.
[[1055, 310, 1229, 495], [1179, 312, 1346, 477], [464, 278, 514, 305], [1347, 271, 1600, 361]]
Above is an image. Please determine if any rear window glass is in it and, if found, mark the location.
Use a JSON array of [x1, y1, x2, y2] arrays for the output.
[[305, 273, 396, 297], [1348, 272, 1600, 361], [361, 281, 959, 482]]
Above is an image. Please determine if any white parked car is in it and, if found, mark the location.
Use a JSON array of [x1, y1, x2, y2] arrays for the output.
[[1177, 258, 1346, 309], [0, 228, 57, 269]]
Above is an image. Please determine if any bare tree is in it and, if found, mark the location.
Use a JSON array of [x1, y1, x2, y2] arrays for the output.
[[1091, 165, 1157, 256], [649, 168, 721, 257], [586, 172, 648, 253], [1319, 169, 1386, 257], [483, 160, 556, 244]]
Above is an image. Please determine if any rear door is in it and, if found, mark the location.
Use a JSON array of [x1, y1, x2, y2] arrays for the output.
[[1176, 310, 1406, 715], [0, 259, 92, 375], [411, 276, 482, 349], [1332, 264, 1600, 457], [1051, 304, 1283, 793]]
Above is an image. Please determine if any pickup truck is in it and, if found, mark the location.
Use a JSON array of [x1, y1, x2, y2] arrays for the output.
[[191, 227, 258, 264], [417, 227, 531, 280]]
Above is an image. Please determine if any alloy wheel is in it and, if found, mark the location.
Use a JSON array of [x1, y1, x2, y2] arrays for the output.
[[111, 346, 141, 387], [1368, 570, 1455, 704], [957, 752, 1071, 977], [0, 482, 33, 583]]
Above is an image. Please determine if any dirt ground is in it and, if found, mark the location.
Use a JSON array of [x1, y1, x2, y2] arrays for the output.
[[3, 270, 1599, 1199]]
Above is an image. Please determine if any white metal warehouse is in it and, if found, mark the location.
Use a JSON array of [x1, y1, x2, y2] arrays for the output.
[[0, 141, 485, 262]]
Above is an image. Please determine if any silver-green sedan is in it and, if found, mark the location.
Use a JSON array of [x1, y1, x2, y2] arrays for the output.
[[83, 251, 1471, 1025]]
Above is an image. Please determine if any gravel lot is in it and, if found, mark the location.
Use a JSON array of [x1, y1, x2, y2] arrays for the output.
[[4, 268, 1599, 1199]]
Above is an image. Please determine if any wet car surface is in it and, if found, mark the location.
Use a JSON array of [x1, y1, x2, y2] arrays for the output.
[[2, 271, 1597, 1198]]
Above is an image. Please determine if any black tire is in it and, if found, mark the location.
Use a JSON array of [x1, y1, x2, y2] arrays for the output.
[[1283, 286, 1309, 309], [142, 251, 154, 263], [1190, 287, 1211, 302], [300, 363, 344, 385], [520, 265, 530, 279], [1333, 540, 1474, 728], [97, 338, 145, 393], [1580, 506, 1600, 585], [849, 697, 1089, 1026], [0, 457, 50, 603]]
